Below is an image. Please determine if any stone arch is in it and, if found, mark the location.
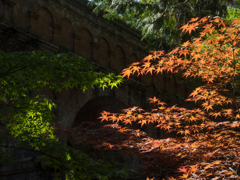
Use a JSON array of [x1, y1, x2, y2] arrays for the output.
[[165, 72, 176, 94], [140, 73, 153, 87], [1, 0, 15, 23], [173, 73, 188, 98], [111, 45, 126, 73], [55, 84, 130, 129], [153, 73, 166, 92], [68, 95, 142, 177], [12, 0, 30, 30], [172, 74, 178, 94], [180, 79, 190, 98], [94, 37, 110, 68], [162, 71, 167, 92], [126, 53, 138, 67], [55, 18, 74, 50], [185, 81, 189, 97], [30, 7, 54, 42], [75, 28, 93, 60], [71, 96, 128, 128]]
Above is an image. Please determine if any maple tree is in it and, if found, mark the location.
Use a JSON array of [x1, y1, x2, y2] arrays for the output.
[[68, 16, 240, 179]]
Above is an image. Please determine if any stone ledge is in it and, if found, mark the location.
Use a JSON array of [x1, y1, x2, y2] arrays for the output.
[[0, 22, 59, 53], [54, 0, 148, 48], [0, 21, 193, 109]]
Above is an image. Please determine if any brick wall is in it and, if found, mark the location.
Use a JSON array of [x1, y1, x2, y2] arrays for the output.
[[0, 0, 190, 97], [0, 0, 193, 179]]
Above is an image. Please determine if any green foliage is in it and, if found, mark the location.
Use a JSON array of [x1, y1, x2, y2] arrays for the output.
[[226, 6, 240, 21], [226, 1, 240, 21], [35, 142, 128, 180], [0, 51, 124, 179], [89, 0, 232, 50], [175, 93, 185, 102]]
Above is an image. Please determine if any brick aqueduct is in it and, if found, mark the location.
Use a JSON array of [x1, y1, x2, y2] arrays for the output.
[[0, 0, 191, 179]]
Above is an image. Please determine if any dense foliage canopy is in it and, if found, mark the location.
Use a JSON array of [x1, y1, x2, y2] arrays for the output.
[[89, 0, 234, 50]]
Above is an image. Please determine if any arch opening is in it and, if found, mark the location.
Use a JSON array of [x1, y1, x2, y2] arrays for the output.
[[68, 96, 142, 178], [30, 7, 54, 42], [71, 96, 128, 128], [111, 45, 126, 73], [55, 18, 74, 50], [75, 28, 93, 60]]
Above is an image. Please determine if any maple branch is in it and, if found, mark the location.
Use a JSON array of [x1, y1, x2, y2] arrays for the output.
[[229, 166, 237, 175]]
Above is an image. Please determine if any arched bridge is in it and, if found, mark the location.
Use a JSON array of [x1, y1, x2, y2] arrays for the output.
[[0, 0, 195, 179], [0, 0, 191, 130]]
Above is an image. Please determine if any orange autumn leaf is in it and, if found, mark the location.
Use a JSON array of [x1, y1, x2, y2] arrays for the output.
[[180, 23, 190, 33], [178, 166, 188, 173], [186, 23, 198, 34], [189, 164, 199, 173], [167, 177, 176, 180], [146, 177, 155, 180], [122, 68, 132, 79], [188, 17, 200, 23], [143, 54, 153, 62], [146, 66, 155, 75], [179, 173, 189, 179]]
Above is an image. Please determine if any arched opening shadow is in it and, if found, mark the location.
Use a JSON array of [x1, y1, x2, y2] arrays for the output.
[[69, 96, 143, 178], [72, 96, 128, 129]]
